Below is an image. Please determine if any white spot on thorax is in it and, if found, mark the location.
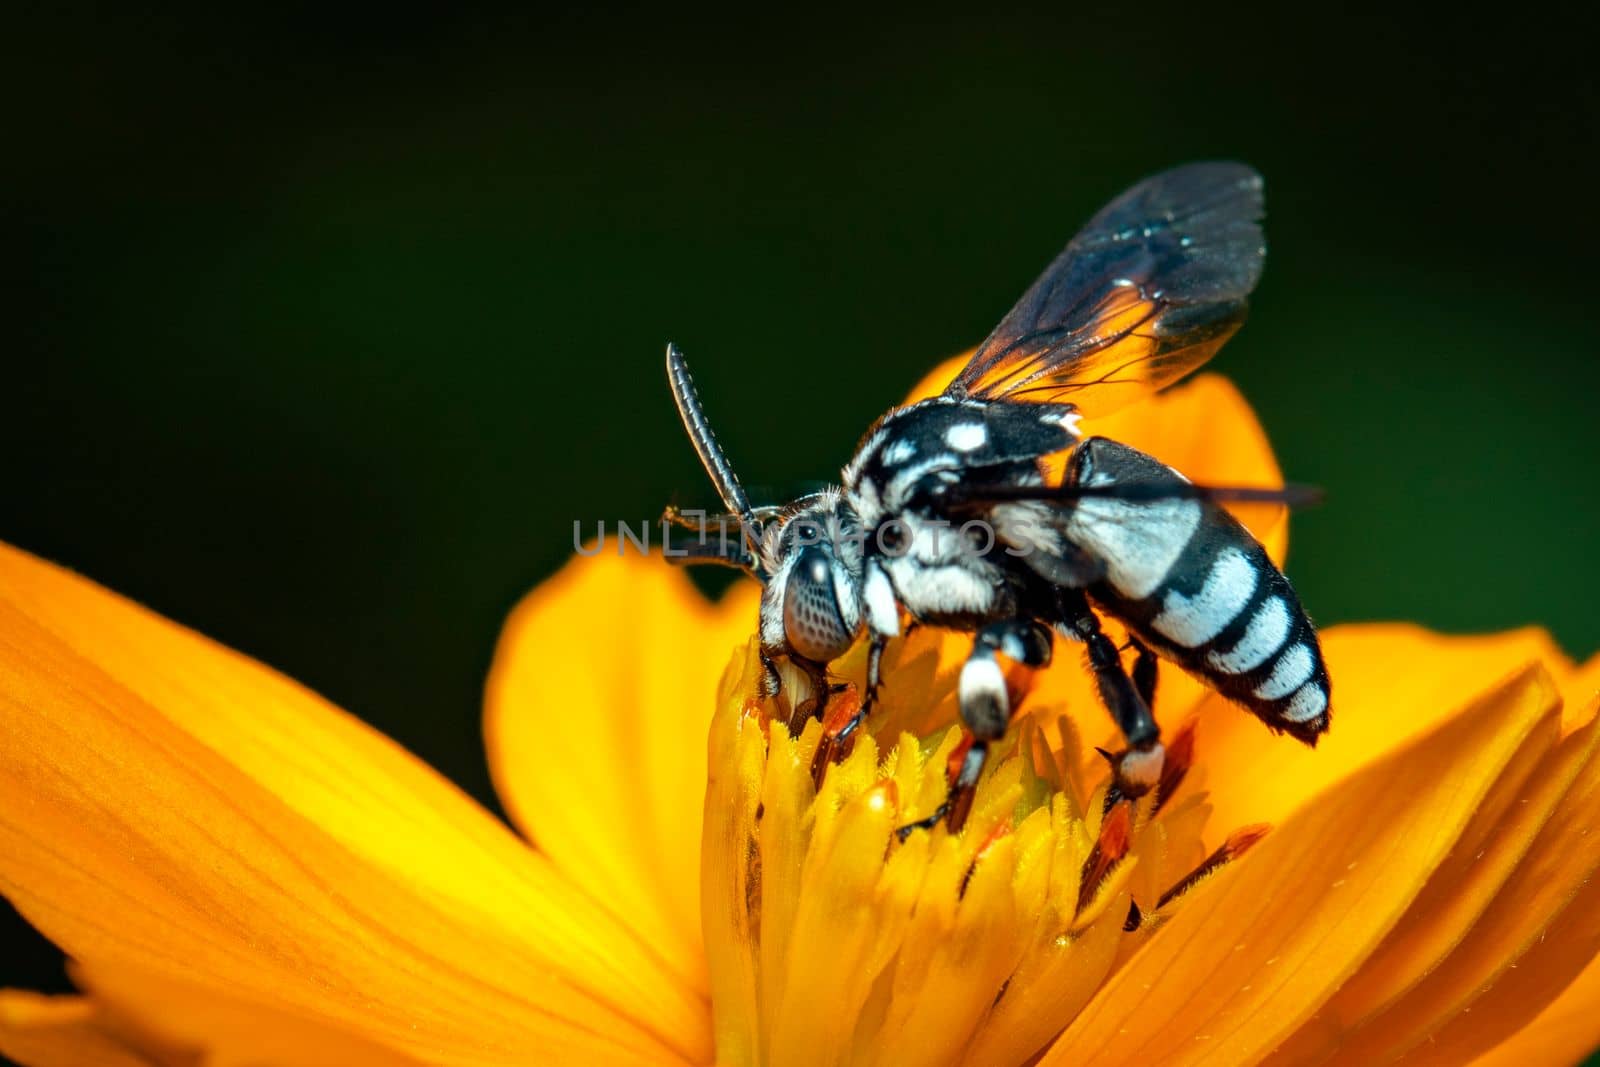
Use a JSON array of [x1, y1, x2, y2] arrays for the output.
[[882, 437, 918, 466], [944, 421, 988, 451], [1042, 409, 1084, 437], [1208, 596, 1292, 674]]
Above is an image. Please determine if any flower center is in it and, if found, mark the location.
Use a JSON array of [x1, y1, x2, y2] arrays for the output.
[[702, 640, 1266, 1067]]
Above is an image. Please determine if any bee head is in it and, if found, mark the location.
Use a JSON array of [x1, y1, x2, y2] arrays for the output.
[[758, 492, 865, 665]]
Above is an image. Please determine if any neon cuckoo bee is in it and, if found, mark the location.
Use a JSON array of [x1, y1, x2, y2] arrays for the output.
[[664, 162, 1329, 831]]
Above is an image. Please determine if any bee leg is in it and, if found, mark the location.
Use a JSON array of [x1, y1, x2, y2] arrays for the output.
[[786, 656, 834, 735], [1127, 636, 1159, 712], [760, 652, 782, 699], [1058, 592, 1164, 805], [897, 618, 1053, 836], [866, 632, 888, 705], [896, 736, 985, 840], [810, 633, 889, 785]]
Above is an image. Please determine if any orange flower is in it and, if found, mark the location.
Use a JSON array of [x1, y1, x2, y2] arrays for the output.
[[2, 374, 1598, 1066]]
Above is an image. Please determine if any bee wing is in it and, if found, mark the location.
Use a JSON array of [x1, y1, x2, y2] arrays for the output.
[[960, 479, 1312, 571], [946, 162, 1265, 417], [960, 482, 1322, 508]]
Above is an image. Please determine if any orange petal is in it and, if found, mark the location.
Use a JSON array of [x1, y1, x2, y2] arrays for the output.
[[699, 642, 769, 1067], [1262, 693, 1598, 1064], [1035, 662, 1558, 1067], [69, 959, 428, 1066], [1563, 651, 1600, 732], [0, 991, 159, 1067], [1199, 623, 1574, 844], [486, 551, 758, 997], [1469, 950, 1600, 1067], [0, 542, 708, 1066], [1349, 695, 1600, 1065]]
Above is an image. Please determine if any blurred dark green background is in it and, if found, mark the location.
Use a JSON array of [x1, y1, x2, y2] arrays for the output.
[[3, 3, 1597, 1023]]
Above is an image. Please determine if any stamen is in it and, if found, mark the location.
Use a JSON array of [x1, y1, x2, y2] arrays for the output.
[[1155, 720, 1198, 813], [960, 820, 1015, 899], [1157, 823, 1272, 909], [1077, 801, 1133, 914], [703, 641, 1276, 1067]]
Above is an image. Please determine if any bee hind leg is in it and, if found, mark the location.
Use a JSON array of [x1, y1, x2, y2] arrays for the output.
[[1127, 635, 1159, 712], [1057, 591, 1164, 808]]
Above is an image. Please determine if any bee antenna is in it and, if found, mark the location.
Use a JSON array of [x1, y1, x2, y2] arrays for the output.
[[666, 343, 758, 534]]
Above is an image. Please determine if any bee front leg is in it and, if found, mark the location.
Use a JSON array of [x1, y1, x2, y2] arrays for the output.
[[786, 656, 834, 736], [762, 649, 835, 736], [809, 632, 889, 785], [899, 618, 1052, 836], [760, 651, 783, 699], [864, 631, 887, 712]]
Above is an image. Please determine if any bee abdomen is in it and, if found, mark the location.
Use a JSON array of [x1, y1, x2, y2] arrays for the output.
[[1207, 597, 1330, 743], [1104, 519, 1330, 744]]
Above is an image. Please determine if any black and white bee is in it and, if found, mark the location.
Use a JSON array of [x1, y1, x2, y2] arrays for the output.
[[665, 162, 1329, 831]]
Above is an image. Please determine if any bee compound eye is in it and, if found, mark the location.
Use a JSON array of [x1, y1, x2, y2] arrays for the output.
[[783, 545, 853, 662]]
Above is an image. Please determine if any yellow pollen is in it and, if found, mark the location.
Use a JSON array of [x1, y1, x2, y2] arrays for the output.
[[701, 640, 1255, 1067]]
